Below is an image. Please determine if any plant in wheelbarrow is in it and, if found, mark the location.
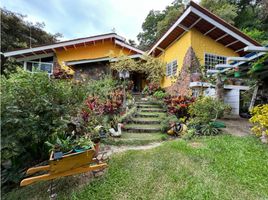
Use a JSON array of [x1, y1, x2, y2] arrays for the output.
[[73, 136, 94, 153], [45, 136, 73, 153], [45, 136, 73, 159]]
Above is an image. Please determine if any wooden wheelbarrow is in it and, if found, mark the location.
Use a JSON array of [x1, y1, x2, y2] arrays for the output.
[[20, 148, 107, 186]]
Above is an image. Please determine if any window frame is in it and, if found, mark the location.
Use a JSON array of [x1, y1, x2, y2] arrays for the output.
[[204, 53, 226, 70], [166, 59, 178, 77]]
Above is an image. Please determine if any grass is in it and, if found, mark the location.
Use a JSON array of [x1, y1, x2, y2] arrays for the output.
[[3, 135, 268, 200]]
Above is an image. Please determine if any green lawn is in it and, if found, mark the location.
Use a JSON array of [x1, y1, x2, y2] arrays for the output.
[[3, 135, 268, 200]]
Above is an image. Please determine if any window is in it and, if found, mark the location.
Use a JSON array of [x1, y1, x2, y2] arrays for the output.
[[205, 53, 226, 70], [166, 60, 178, 76], [24, 61, 53, 75]]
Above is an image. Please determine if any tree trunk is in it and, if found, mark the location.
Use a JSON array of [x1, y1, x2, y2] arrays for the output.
[[216, 74, 224, 101]]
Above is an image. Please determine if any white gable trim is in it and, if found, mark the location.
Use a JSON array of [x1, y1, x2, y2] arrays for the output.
[[149, 5, 258, 54], [4, 34, 124, 57], [190, 7, 254, 47], [148, 7, 192, 54], [115, 40, 145, 54]]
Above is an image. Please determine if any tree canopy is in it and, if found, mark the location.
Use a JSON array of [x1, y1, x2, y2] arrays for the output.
[[1, 8, 62, 74], [137, 0, 186, 50], [201, 0, 268, 44]]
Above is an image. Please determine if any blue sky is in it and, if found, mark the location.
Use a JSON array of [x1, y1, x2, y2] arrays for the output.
[[1, 0, 199, 42]]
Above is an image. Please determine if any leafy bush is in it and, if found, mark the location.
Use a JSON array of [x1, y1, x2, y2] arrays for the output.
[[200, 124, 221, 136], [188, 96, 231, 125], [1, 70, 86, 187], [153, 90, 166, 99], [160, 115, 178, 133], [164, 95, 195, 119], [142, 82, 161, 96], [250, 104, 268, 139]]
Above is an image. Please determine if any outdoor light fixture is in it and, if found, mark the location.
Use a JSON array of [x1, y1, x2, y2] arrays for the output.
[[119, 70, 130, 79]]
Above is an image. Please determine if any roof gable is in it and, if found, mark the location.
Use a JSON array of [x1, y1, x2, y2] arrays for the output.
[[4, 33, 144, 58], [149, 1, 261, 56]]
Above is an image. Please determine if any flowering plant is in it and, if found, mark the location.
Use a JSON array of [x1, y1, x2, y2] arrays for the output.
[[164, 95, 195, 118], [250, 104, 268, 137]]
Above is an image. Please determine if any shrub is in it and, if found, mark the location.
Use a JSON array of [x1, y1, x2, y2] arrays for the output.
[[188, 96, 231, 125], [164, 95, 195, 119], [153, 90, 166, 99], [142, 82, 161, 96], [1, 70, 86, 187], [250, 104, 268, 139], [200, 123, 221, 135]]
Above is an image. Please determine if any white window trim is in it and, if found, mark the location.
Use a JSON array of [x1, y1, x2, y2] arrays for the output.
[[24, 60, 54, 75], [166, 60, 178, 77]]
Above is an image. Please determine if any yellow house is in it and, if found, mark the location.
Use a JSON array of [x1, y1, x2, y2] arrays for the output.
[[149, 1, 261, 97], [4, 33, 145, 91], [4, 1, 262, 99]]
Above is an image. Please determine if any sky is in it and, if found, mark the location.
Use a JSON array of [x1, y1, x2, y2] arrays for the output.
[[1, 0, 199, 43]]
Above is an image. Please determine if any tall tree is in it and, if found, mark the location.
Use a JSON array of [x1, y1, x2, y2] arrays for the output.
[[1, 8, 62, 74], [137, 10, 165, 50], [137, 0, 186, 50], [201, 0, 268, 44], [201, 0, 238, 25]]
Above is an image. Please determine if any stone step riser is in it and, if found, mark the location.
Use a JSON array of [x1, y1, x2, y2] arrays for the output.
[[131, 120, 160, 124], [135, 114, 159, 118], [140, 110, 165, 113], [137, 105, 162, 109], [136, 102, 162, 106]]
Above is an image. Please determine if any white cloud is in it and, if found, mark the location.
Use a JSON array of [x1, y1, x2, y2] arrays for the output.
[[2, 0, 198, 43]]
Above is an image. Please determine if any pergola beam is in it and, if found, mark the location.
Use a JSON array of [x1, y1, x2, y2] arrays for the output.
[[244, 46, 268, 52]]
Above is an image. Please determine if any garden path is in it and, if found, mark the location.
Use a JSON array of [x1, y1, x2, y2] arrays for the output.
[[220, 116, 252, 136]]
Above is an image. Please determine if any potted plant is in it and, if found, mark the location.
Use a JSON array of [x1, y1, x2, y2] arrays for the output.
[[73, 136, 94, 153], [45, 136, 73, 159], [234, 67, 241, 78]]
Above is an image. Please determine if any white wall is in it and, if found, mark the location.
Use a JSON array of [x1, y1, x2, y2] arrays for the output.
[[224, 89, 240, 115]]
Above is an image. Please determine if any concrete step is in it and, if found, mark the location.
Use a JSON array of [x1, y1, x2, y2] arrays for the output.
[[131, 117, 161, 124], [136, 101, 162, 105], [137, 104, 162, 109], [140, 109, 165, 113], [123, 124, 162, 133], [103, 132, 165, 145], [135, 113, 160, 118]]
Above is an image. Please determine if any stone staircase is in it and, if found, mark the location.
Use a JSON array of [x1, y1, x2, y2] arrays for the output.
[[123, 101, 166, 133], [105, 99, 167, 146]]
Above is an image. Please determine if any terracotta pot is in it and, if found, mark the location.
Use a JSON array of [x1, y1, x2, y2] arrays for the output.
[[94, 142, 100, 155]]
